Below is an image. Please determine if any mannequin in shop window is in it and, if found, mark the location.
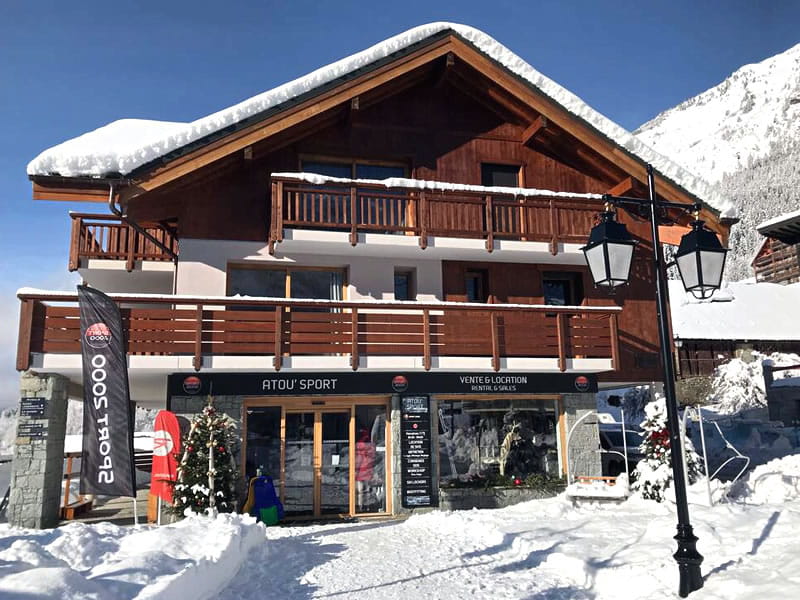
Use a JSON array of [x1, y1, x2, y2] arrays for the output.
[[355, 428, 377, 511]]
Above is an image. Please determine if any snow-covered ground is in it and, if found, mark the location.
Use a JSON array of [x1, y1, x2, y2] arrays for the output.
[[1, 455, 799, 599]]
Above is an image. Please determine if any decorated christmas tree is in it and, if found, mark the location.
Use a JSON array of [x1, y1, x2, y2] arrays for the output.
[[632, 394, 702, 502], [172, 397, 239, 516]]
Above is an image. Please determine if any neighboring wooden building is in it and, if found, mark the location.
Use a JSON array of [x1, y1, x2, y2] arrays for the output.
[[752, 210, 800, 284], [19, 24, 733, 518]]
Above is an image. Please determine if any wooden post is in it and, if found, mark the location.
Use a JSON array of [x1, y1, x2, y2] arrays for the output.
[[273, 305, 284, 371], [68, 216, 81, 271], [268, 180, 278, 254], [490, 312, 500, 372], [349, 185, 358, 246], [125, 226, 136, 272], [610, 312, 620, 370], [549, 198, 558, 255], [557, 313, 567, 372], [350, 308, 359, 370], [275, 180, 284, 244], [423, 308, 431, 371], [62, 456, 73, 516], [418, 190, 428, 249], [485, 194, 494, 252], [16, 299, 35, 371], [193, 306, 203, 371]]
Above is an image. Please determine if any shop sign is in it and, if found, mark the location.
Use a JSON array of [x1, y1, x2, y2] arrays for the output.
[[400, 395, 436, 508], [19, 397, 47, 417], [168, 371, 598, 398]]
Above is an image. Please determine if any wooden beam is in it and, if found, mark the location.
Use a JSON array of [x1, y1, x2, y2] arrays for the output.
[[521, 115, 548, 145], [32, 181, 110, 203], [606, 177, 636, 197]]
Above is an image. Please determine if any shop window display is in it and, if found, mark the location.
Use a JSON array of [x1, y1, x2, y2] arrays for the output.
[[439, 399, 559, 484], [355, 405, 388, 513]]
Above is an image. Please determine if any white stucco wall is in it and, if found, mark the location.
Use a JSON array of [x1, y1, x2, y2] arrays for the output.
[[176, 239, 443, 301]]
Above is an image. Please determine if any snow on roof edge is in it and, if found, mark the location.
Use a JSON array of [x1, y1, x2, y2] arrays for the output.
[[26, 22, 734, 217], [757, 208, 800, 232]]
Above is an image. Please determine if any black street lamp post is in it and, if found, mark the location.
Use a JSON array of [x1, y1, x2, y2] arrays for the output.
[[582, 164, 727, 598]]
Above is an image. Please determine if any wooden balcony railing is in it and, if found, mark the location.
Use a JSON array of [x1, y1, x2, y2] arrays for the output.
[[269, 175, 603, 254], [17, 292, 620, 373], [69, 214, 178, 272]]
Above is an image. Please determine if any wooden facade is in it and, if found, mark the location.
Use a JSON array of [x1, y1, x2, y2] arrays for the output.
[[752, 237, 800, 284], [29, 29, 733, 386]]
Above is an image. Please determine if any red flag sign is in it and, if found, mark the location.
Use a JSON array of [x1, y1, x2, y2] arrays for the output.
[[150, 410, 181, 503]]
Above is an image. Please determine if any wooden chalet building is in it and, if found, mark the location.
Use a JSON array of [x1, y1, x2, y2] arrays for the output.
[[18, 23, 734, 519], [752, 210, 800, 285]]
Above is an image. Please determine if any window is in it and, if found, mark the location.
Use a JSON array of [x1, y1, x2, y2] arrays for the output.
[[438, 399, 559, 484], [481, 163, 520, 188], [301, 159, 408, 230], [228, 266, 345, 302], [394, 269, 415, 301], [542, 272, 583, 306], [465, 269, 488, 303]]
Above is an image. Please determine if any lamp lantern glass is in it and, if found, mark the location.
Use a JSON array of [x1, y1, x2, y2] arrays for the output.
[[582, 211, 637, 289], [675, 220, 728, 299]]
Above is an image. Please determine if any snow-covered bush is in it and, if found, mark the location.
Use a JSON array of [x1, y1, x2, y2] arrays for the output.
[[632, 395, 702, 502], [705, 352, 800, 414]]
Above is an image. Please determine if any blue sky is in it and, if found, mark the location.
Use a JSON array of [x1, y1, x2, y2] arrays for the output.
[[1, 0, 799, 407]]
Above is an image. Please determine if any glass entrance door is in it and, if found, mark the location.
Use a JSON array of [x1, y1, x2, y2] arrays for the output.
[[284, 412, 315, 516], [320, 412, 349, 515]]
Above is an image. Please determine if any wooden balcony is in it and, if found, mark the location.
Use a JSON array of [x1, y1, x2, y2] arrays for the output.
[[269, 175, 603, 254], [17, 292, 620, 373], [69, 214, 177, 272]]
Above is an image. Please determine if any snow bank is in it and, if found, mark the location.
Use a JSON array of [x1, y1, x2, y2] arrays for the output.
[[0, 514, 265, 600], [730, 454, 800, 504], [27, 22, 732, 217]]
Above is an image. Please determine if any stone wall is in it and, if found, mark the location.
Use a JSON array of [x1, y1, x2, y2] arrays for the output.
[[439, 484, 564, 510], [562, 393, 602, 480], [8, 372, 70, 529]]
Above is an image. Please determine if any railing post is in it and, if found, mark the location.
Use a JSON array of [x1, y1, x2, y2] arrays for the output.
[[273, 305, 284, 371], [269, 180, 278, 254], [490, 312, 500, 372], [423, 308, 431, 371], [16, 299, 35, 371], [193, 306, 203, 371], [69, 216, 81, 271], [126, 226, 136, 272], [275, 180, 284, 244], [351, 308, 359, 370], [549, 197, 558, 255], [557, 312, 567, 372], [610, 312, 620, 370], [418, 191, 428, 249], [485, 194, 494, 252], [349, 185, 358, 246]]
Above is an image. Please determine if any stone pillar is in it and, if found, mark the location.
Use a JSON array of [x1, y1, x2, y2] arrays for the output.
[[8, 372, 70, 529], [562, 392, 601, 479]]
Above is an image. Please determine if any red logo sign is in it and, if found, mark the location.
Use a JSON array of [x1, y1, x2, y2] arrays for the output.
[[392, 375, 408, 393], [84, 322, 112, 348], [182, 376, 202, 394], [574, 376, 590, 392]]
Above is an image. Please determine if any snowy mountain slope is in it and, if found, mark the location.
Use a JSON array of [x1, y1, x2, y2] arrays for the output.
[[636, 43, 800, 281], [635, 43, 800, 184]]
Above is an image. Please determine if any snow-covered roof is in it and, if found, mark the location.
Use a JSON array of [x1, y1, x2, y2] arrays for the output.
[[670, 280, 800, 341], [272, 172, 604, 200], [27, 22, 733, 218], [756, 208, 800, 232]]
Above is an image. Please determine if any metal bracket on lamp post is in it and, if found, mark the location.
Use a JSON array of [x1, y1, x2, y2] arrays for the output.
[[604, 164, 705, 597]]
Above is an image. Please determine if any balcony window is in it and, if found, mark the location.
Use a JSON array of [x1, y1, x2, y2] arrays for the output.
[[465, 269, 488, 303], [481, 163, 520, 188], [394, 268, 415, 301], [228, 266, 345, 304], [300, 159, 408, 230], [542, 272, 583, 306]]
